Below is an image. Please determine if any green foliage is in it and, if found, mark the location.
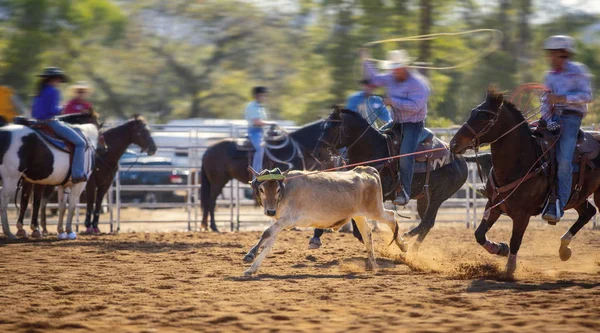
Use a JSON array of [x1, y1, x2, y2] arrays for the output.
[[0, 0, 598, 127]]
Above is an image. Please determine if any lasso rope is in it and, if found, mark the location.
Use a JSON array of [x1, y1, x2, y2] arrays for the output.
[[360, 29, 503, 71]]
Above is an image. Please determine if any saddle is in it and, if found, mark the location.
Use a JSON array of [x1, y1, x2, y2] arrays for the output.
[[382, 124, 452, 174], [13, 116, 83, 153], [235, 126, 288, 153]]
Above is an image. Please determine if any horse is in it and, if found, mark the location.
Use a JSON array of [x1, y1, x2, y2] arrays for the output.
[[449, 88, 600, 276], [17, 115, 157, 237], [314, 106, 491, 251], [200, 120, 328, 232], [0, 111, 103, 239]]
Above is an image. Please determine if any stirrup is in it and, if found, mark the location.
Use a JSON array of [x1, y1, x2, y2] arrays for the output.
[[542, 198, 561, 225], [393, 188, 410, 206]]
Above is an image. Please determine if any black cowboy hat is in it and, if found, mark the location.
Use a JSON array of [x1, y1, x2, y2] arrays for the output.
[[252, 86, 268, 96], [37, 67, 70, 82]]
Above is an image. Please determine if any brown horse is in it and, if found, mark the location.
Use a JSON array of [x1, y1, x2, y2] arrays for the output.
[[201, 121, 328, 232], [449, 88, 600, 276]]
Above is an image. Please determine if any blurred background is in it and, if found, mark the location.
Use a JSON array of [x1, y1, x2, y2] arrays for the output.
[[0, 0, 599, 126]]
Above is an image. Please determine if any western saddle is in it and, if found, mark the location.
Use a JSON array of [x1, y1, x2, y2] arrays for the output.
[[14, 116, 81, 153]]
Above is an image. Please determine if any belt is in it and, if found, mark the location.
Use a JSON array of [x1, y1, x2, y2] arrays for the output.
[[562, 109, 582, 117]]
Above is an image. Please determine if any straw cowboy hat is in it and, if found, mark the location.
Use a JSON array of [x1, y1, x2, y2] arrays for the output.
[[382, 50, 415, 70], [70, 81, 93, 94]]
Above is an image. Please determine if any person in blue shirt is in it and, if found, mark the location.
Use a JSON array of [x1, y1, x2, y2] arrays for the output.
[[245, 86, 274, 173], [346, 79, 392, 128], [31, 67, 87, 184], [539, 36, 593, 223]]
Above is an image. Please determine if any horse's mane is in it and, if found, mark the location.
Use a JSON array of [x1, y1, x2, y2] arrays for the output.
[[487, 86, 532, 135], [338, 108, 373, 129]]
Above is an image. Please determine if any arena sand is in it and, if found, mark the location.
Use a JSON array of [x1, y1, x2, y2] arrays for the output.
[[0, 224, 598, 332]]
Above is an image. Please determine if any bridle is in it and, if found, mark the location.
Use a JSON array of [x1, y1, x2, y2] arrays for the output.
[[313, 119, 344, 161], [462, 102, 503, 150]]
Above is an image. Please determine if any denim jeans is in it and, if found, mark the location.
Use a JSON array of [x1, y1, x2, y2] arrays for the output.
[[556, 113, 582, 212], [46, 119, 86, 179], [248, 127, 264, 172], [399, 121, 424, 197]]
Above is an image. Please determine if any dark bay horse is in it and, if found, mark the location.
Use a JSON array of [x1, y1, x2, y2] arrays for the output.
[[449, 88, 600, 276], [201, 120, 328, 232], [314, 107, 492, 251], [17, 115, 157, 237]]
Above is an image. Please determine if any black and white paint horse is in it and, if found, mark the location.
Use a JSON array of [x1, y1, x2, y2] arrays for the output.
[[0, 112, 102, 240]]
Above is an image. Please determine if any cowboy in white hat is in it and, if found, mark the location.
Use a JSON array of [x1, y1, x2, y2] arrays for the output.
[[540, 35, 593, 223], [361, 48, 431, 205], [63, 81, 93, 115]]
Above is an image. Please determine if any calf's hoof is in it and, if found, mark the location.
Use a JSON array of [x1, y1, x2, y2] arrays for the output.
[[31, 230, 42, 239], [67, 232, 77, 240], [57, 232, 68, 240], [308, 237, 322, 249], [16, 229, 28, 238], [365, 260, 377, 271], [396, 237, 408, 253], [243, 253, 255, 263]]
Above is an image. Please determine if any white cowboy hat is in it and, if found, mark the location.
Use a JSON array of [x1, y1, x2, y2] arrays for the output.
[[70, 81, 93, 93], [382, 50, 415, 70], [543, 35, 576, 53]]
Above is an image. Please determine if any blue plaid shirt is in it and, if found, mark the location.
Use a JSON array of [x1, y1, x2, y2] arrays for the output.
[[541, 61, 593, 121]]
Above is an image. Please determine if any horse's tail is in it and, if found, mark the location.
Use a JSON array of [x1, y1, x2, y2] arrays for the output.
[[200, 166, 211, 218]]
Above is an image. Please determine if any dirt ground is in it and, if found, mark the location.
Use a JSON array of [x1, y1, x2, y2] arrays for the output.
[[0, 223, 598, 333]]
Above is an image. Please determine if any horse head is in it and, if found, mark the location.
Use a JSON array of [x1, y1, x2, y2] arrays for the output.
[[315, 105, 370, 162], [129, 114, 157, 156], [450, 86, 507, 154]]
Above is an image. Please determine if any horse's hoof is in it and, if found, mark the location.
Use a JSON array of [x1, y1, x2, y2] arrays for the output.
[[81, 227, 93, 235], [410, 242, 421, 254], [210, 225, 220, 233], [16, 229, 28, 238], [93, 227, 100, 235], [497, 242, 510, 257], [6, 233, 16, 240], [243, 253, 255, 263], [57, 232, 68, 240], [31, 230, 42, 239], [559, 241, 572, 261], [42, 230, 49, 237], [505, 254, 517, 276], [67, 232, 77, 240], [244, 269, 256, 276], [308, 237, 322, 249]]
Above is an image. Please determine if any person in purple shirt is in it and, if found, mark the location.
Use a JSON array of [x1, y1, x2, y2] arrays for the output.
[[539, 36, 594, 223], [31, 67, 87, 183], [361, 49, 431, 205]]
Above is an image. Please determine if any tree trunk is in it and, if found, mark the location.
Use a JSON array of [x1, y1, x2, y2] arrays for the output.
[[517, 0, 533, 82], [418, 0, 433, 77], [498, 0, 512, 53]]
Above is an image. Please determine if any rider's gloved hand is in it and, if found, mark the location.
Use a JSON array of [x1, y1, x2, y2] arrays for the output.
[[547, 121, 561, 132]]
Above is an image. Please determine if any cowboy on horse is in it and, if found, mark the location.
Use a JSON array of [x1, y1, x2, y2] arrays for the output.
[[540, 35, 594, 223], [360, 49, 431, 205], [31, 67, 87, 184]]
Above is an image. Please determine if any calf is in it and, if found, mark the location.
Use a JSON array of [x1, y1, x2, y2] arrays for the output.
[[244, 166, 407, 275]]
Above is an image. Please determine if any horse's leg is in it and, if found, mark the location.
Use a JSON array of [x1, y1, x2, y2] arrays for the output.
[[65, 184, 85, 240], [353, 216, 377, 271], [244, 221, 284, 276], [309, 229, 324, 249], [0, 177, 18, 239], [17, 180, 32, 238], [40, 186, 51, 236], [84, 178, 96, 233], [208, 183, 224, 233], [474, 206, 508, 256], [30, 184, 43, 239], [56, 187, 68, 239], [92, 184, 108, 233], [506, 215, 531, 276], [559, 200, 596, 261], [408, 198, 443, 253]]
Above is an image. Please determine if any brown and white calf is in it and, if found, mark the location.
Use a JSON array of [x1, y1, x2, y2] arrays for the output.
[[244, 166, 407, 275]]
